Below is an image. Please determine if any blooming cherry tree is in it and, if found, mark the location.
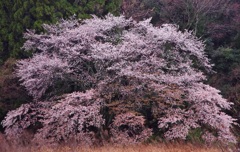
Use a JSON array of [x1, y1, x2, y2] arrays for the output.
[[2, 14, 236, 145]]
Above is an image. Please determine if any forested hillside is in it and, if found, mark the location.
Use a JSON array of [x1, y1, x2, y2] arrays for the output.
[[0, 0, 239, 150]]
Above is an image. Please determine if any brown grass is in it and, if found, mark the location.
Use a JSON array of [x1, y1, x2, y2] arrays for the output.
[[1, 142, 232, 152], [0, 133, 233, 152], [35, 144, 224, 152]]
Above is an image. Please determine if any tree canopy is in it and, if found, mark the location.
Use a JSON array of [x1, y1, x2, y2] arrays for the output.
[[2, 15, 236, 146]]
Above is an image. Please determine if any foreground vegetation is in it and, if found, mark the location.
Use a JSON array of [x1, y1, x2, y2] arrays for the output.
[[15, 145, 231, 152], [0, 141, 232, 152], [35, 145, 226, 152], [0, 133, 234, 152]]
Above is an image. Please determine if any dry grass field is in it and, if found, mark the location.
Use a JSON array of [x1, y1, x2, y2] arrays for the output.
[[0, 133, 235, 152], [35, 144, 225, 152], [1, 143, 233, 152]]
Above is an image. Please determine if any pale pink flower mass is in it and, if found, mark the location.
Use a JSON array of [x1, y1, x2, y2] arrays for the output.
[[2, 14, 236, 145]]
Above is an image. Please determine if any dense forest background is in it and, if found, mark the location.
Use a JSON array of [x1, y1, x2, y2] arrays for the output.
[[0, 0, 240, 143]]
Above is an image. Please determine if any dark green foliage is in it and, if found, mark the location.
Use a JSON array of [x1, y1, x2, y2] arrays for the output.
[[209, 48, 240, 72], [0, 0, 78, 60], [70, 0, 121, 15]]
